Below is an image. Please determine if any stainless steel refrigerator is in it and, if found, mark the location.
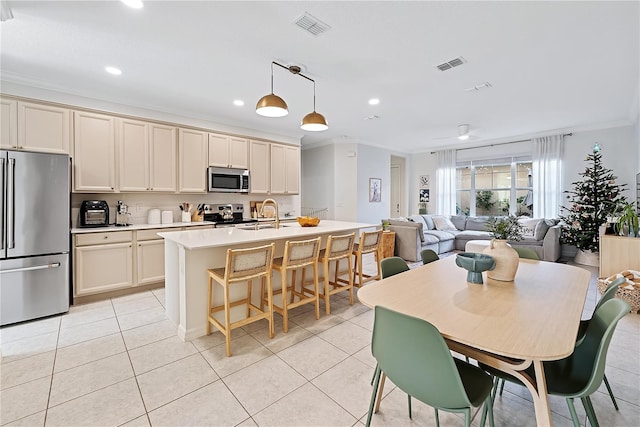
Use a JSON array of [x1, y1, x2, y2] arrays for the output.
[[1, 150, 70, 326]]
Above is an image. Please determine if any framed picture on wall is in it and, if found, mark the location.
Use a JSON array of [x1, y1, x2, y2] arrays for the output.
[[419, 188, 430, 202], [369, 178, 382, 202], [419, 175, 430, 189]]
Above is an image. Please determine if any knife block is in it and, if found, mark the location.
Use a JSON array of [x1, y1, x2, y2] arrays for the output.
[[191, 211, 203, 222]]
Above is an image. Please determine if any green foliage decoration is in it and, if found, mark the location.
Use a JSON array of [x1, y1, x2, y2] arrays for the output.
[[485, 215, 525, 241]]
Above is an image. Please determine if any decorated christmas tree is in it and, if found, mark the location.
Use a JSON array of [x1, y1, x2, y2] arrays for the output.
[[560, 147, 627, 253]]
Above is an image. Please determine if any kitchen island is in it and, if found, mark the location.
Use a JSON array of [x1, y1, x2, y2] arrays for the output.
[[158, 220, 376, 341]]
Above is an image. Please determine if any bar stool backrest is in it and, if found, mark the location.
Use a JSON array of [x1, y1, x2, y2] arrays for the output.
[[282, 237, 322, 268], [225, 243, 275, 282], [325, 233, 356, 261], [357, 230, 383, 254]]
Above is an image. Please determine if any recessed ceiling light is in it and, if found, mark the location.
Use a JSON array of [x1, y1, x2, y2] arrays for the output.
[[121, 0, 143, 9], [233, 100, 245, 107], [368, 98, 380, 106], [105, 66, 122, 75]]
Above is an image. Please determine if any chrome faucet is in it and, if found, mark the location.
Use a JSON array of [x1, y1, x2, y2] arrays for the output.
[[260, 198, 279, 229]]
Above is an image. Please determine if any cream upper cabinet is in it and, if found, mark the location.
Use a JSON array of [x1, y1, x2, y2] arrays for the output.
[[73, 111, 116, 192], [118, 119, 176, 192], [118, 118, 149, 191], [270, 144, 300, 194], [7, 101, 71, 154], [149, 124, 177, 192], [208, 133, 248, 169], [249, 140, 270, 194], [0, 98, 17, 150], [178, 128, 207, 193]]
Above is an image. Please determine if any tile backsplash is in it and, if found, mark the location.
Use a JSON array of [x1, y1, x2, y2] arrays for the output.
[[71, 193, 300, 228]]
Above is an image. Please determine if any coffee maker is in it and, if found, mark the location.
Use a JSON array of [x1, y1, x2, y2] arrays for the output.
[[115, 201, 131, 226]]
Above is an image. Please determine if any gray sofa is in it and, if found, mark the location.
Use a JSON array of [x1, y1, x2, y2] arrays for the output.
[[385, 214, 561, 262]]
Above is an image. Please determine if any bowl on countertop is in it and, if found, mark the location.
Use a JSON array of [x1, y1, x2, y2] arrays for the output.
[[455, 252, 496, 284], [297, 216, 320, 227]]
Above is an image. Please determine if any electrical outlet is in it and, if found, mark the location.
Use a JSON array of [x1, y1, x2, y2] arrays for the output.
[[135, 203, 143, 212]]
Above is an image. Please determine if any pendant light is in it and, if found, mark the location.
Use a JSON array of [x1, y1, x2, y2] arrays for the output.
[[256, 61, 328, 131], [301, 80, 328, 132], [256, 62, 288, 117]]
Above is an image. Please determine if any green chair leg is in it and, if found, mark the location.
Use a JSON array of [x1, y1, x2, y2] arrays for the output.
[[603, 373, 619, 410], [435, 408, 440, 427], [408, 394, 412, 419], [499, 378, 505, 396], [366, 366, 382, 427], [463, 408, 471, 427], [582, 396, 600, 427], [566, 398, 581, 427]]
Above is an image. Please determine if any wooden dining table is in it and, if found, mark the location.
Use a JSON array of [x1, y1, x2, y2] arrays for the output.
[[357, 256, 591, 427]]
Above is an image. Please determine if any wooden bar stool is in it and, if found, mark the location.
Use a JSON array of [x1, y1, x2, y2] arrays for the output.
[[265, 237, 322, 332], [302, 232, 356, 315], [350, 229, 383, 288], [207, 243, 275, 357]]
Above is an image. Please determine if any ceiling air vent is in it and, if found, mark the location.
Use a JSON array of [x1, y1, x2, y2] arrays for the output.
[[294, 12, 331, 36], [436, 56, 466, 71]]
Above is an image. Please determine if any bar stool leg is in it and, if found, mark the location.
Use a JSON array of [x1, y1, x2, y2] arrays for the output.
[[313, 264, 320, 319], [206, 276, 212, 335], [223, 281, 232, 357], [246, 279, 252, 318], [346, 258, 354, 305], [281, 269, 290, 333], [265, 276, 274, 338], [324, 260, 331, 315]]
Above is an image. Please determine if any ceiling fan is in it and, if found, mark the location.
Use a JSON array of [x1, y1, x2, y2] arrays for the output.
[[433, 124, 480, 141]]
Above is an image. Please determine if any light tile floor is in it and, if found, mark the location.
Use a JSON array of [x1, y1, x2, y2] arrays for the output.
[[1, 255, 639, 426]]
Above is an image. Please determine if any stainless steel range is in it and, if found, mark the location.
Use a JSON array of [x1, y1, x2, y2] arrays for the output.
[[202, 204, 258, 228]]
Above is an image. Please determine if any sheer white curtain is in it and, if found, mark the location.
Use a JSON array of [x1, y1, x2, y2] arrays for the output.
[[436, 149, 457, 215], [532, 134, 564, 218]]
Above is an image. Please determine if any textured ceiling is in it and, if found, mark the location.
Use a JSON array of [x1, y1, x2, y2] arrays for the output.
[[1, 1, 638, 152]]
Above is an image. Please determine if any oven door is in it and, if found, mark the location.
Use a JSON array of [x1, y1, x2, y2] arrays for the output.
[[207, 167, 249, 193]]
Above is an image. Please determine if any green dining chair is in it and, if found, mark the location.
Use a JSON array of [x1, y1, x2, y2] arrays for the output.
[[513, 247, 540, 260], [373, 257, 411, 394], [481, 298, 630, 427], [367, 306, 495, 427], [381, 256, 409, 278], [420, 248, 440, 265], [575, 275, 626, 410]]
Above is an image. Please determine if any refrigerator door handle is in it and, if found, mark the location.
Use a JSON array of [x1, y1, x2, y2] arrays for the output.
[[7, 158, 14, 249], [0, 262, 61, 274], [1, 157, 5, 251]]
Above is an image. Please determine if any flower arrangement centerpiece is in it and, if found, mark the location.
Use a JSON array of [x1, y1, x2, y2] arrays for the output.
[[559, 148, 626, 265]]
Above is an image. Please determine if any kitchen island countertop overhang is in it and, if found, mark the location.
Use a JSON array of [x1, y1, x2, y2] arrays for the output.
[[158, 220, 378, 341]]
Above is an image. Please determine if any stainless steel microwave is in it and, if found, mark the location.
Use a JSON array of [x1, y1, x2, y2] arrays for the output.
[[207, 167, 250, 193]]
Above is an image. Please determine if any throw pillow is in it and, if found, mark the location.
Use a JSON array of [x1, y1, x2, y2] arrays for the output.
[[518, 217, 541, 237], [432, 215, 457, 231], [534, 220, 550, 240], [449, 215, 467, 231]]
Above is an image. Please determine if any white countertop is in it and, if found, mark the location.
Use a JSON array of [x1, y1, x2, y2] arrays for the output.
[[158, 220, 377, 250], [71, 221, 216, 234]]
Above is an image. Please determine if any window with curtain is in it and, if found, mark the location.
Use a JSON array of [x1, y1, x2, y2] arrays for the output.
[[455, 157, 533, 217], [436, 149, 457, 215]]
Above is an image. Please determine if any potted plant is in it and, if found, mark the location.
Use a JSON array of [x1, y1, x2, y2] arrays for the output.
[[482, 215, 525, 281], [615, 202, 639, 237]]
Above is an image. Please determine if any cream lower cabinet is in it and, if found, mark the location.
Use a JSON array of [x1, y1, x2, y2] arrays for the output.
[[74, 231, 134, 296], [136, 229, 165, 285]]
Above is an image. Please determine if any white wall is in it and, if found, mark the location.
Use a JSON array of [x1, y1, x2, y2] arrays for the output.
[[301, 144, 335, 218], [564, 126, 637, 202], [356, 145, 390, 224]]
